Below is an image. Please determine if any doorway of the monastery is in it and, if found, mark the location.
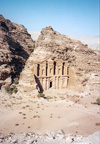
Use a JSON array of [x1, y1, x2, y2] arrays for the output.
[[50, 81, 52, 88]]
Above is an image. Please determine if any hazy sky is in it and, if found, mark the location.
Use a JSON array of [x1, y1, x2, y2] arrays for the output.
[[0, 0, 99, 36]]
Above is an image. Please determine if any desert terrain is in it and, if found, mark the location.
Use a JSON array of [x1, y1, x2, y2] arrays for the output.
[[0, 89, 100, 143]]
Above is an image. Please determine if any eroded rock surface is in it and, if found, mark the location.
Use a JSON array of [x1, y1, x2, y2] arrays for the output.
[[0, 15, 35, 87]]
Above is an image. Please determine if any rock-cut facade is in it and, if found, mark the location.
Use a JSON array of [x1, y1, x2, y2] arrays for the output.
[[33, 59, 74, 92]]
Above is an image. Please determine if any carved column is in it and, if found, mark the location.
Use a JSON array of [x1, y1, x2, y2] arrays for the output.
[[42, 78, 44, 90], [44, 62, 46, 76], [47, 77, 50, 90], [64, 62, 68, 76], [60, 76, 62, 89], [56, 60, 63, 76], [66, 77, 68, 88], [44, 78, 46, 90], [40, 62, 46, 77], [58, 76, 59, 89], [54, 77, 55, 89], [48, 60, 54, 76], [40, 65, 42, 77], [56, 76, 58, 89], [56, 65, 58, 75], [52, 77, 55, 89]]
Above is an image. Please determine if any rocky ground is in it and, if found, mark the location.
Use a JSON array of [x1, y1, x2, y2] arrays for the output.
[[0, 130, 100, 144], [0, 90, 100, 144]]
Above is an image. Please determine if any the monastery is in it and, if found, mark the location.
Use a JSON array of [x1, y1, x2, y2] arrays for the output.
[[33, 59, 74, 92]]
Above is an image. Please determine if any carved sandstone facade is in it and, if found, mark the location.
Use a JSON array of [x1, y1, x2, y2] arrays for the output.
[[33, 59, 72, 92]]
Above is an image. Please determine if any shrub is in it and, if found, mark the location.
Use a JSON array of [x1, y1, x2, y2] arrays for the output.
[[91, 97, 100, 105], [12, 85, 18, 93], [14, 78, 19, 84], [96, 97, 100, 105], [5, 84, 18, 94], [37, 93, 46, 99], [47, 96, 52, 101], [5, 85, 13, 94], [95, 123, 100, 126]]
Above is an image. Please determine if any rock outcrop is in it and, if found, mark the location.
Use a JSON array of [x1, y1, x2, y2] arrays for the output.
[[0, 15, 35, 87], [18, 26, 100, 96]]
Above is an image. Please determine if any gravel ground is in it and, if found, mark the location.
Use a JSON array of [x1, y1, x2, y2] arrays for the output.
[[0, 130, 100, 144]]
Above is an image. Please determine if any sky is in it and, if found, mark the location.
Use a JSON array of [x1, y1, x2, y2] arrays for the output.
[[0, 0, 99, 36]]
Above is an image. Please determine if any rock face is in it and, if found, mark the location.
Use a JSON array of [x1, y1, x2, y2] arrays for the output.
[[18, 26, 100, 96], [0, 15, 35, 87]]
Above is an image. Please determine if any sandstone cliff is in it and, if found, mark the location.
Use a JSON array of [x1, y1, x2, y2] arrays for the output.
[[0, 15, 35, 87], [18, 26, 100, 96]]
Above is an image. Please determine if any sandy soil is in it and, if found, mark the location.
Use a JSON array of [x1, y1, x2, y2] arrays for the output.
[[0, 90, 100, 137]]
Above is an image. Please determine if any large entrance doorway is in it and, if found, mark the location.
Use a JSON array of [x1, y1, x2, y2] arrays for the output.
[[50, 81, 52, 88]]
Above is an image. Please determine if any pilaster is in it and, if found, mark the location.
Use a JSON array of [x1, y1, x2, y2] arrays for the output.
[[64, 62, 68, 75], [48, 60, 54, 76]]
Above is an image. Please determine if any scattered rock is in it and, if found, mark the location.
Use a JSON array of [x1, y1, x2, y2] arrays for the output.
[[0, 131, 99, 144]]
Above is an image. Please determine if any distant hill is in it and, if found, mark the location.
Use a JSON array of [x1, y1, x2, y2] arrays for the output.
[[29, 31, 99, 50], [28, 32, 40, 41], [69, 35, 99, 50]]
